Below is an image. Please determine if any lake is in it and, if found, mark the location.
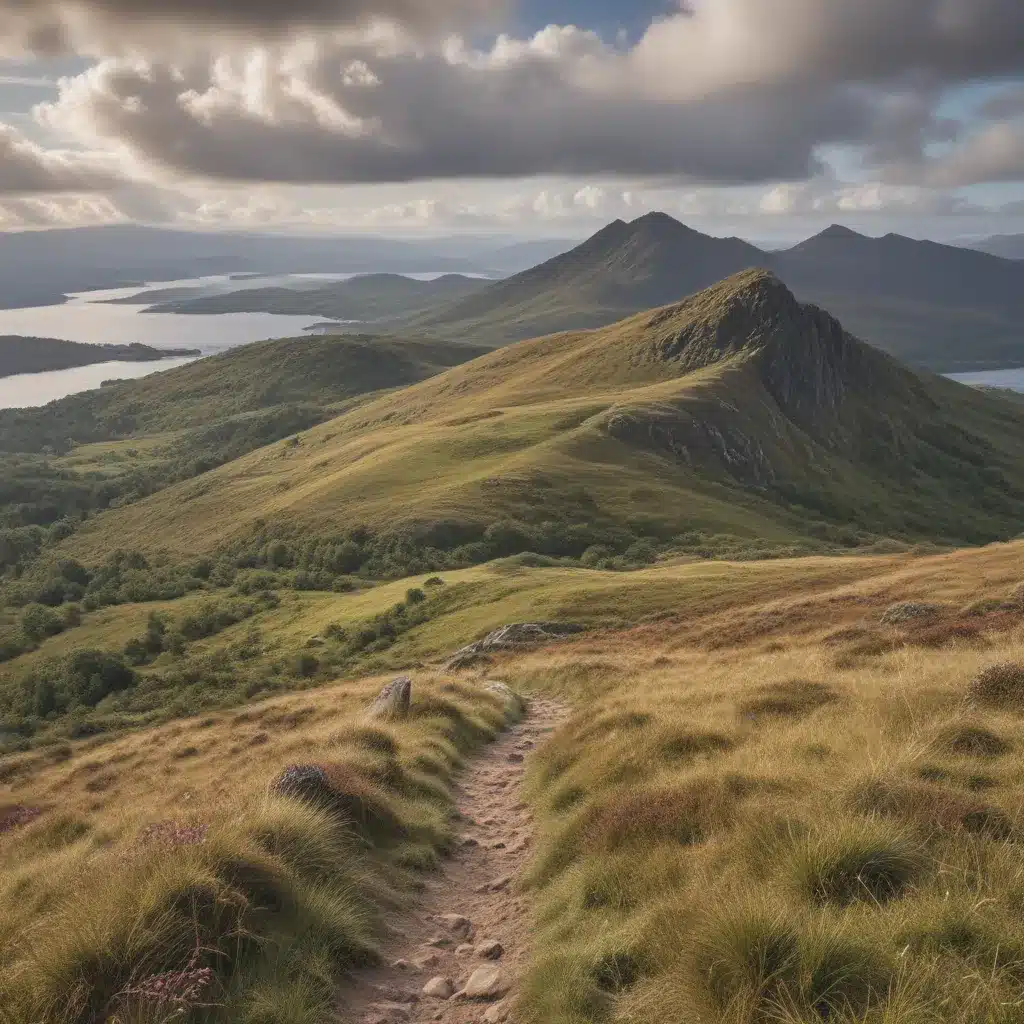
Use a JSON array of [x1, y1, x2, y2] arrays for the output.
[[0, 272, 443, 409], [948, 368, 1024, 391]]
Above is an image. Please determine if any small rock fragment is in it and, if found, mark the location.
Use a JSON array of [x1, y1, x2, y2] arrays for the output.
[[426, 935, 452, 948], [488, 875, 512, 892], [392, 959, 411, 971], [456, 943, 475, 955], [507, 752, 524, 764], [414, 952, 441, 970], [437, 913, 474, 940], [461, 837, 479, 848], [476, 939, 504, 960], [422, 977, 455, 1000], [484, 1000, 510, 1023]]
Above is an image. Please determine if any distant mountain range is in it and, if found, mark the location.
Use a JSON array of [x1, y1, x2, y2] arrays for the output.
[[405, 214, 1024, 373], [0, 225, 555, 310]]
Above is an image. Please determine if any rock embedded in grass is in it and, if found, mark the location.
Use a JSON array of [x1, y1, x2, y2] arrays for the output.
[[366, 676, 413, 720]]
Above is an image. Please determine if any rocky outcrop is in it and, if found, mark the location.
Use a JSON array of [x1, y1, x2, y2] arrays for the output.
[[366, 676, 412, 720], [446, 623, 584, 670]]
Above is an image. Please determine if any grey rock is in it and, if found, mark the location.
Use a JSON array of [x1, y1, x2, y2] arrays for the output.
[[483, 1000, 510, 1023], [366, 676, 412, 720], [446, 623, 584, 670], [422, 976, 455, 1000], [476, 939, 504, 960], [460, 965, 511, 1001]]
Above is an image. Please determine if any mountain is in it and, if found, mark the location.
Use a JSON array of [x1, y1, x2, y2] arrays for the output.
[[0, 337, 199, 378], [405, 212, 764, 344], [0, 225, 489, 310], [143, 273, 490, 324], [59, 270, 1024, 565], [409, 215, 1024, 372], [965, 234, 1024, 260]]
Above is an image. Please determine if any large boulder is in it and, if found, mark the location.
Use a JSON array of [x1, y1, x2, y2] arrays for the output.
[[366, 676, 412, 720]]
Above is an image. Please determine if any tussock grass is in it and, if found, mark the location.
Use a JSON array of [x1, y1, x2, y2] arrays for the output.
[[0, 673, 519, 1022], [512, 543, 1024, 1024]]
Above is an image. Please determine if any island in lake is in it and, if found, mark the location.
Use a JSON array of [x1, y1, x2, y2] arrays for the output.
[[0, 335, 201, 378]]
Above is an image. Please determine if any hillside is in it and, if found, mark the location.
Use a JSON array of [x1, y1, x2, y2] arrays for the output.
[[0, 332, 489, 582], [0, 336, 200, 378], [0, 332, 488, 454], [145, 272, 490, 323], [406, 212, 763, 343], [410, 215, 1024, 372], [2, 525, 1024, 1023], [773, 225, 1024, 370], [59, 271, 1024, 569]]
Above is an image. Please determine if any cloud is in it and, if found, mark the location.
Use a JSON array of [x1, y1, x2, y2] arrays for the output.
[[35, 30, 870, 186], [0, 120, 120, 191], [1, 0, 501, 55], [29, 0, 1024, 191], [923, 121, 1024, 186]]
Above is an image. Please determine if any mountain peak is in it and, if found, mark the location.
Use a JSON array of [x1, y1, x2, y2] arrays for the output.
[[816, 224, 866, 241]]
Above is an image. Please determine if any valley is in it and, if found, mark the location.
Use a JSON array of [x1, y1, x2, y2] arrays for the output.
[[1, 229, 1024, 1024]]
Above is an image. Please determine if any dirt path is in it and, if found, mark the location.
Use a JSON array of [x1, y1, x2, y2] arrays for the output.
[[336, 695, 567, 1024]]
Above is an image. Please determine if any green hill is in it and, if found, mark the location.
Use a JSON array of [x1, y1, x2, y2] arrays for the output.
[[0, 336, 199, 378], [410, 215, 1024, 372], [147, 272, 490, 323], [0, 332, 489, 454], [61, 271, 1024, 568], [0, 332, 488, 577]]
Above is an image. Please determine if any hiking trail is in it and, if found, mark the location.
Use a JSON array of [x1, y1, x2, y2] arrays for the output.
[[337, 695, 567, 1024]]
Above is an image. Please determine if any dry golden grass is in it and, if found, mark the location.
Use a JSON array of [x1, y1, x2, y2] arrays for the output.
[[2, 540, 1024, 1022], [503, 546, 1024, 1024], [0, 673, 519, 1023]]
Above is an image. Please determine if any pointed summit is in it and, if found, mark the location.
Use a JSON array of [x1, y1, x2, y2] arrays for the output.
[[816, 224, 865, 241], [411, 215, 765, 344]]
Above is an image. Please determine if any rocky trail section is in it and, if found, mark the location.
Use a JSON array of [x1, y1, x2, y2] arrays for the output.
[[335, 694, 567, 1024]]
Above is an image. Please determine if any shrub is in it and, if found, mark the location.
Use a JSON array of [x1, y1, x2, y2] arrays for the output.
[[934, 724, 1011, 758], [20, 602, 64, 643], [405, 587, 426, 606], [968, 662, 1024, 710], [881, 602, 944, 625]]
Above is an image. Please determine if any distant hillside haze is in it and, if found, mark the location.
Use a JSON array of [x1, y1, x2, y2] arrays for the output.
[[0, 336, 200, 378], [0, 225, 500, 310], [145, 273, 490, 324], [409, 214, 1024, 373], [967, 235, 1024, 260]]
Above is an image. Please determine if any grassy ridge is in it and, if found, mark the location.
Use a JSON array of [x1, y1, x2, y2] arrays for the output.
[[506, 546, 1024, 1024], [0, 674, 520, 1023]]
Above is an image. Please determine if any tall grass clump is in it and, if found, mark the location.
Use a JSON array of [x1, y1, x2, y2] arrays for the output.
[[0, 676, 519, 1023]]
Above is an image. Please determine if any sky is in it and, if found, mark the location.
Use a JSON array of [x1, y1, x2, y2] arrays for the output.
[[0, 0, 1023, 241]]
